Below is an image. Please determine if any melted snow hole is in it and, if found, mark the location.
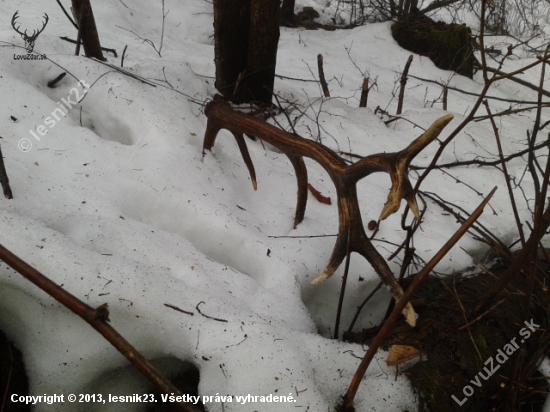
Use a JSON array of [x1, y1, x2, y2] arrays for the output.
[[301, 259, 393, 338], [86, 357, 201, 412], [80, 110, 136, 146]]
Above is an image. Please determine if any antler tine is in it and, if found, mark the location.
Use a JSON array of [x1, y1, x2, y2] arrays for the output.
[[232, 131, 257, 190], [379, 114, 454, 221], [29, 13, 49, 40], [203, 97, 258, 190], [400, 114, 454, 161], [11, 11, 25, 36], [37, 13, 49, 36]]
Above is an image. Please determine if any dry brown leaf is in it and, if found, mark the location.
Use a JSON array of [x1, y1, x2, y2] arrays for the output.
[[386, 344, 420, 366]]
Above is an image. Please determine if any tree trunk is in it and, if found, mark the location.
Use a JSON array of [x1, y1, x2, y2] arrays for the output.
[[281, 0, 295, 25], [71, 0, 105, 60], [213, 0, 280, 105], [213, 0, 250, 102], [244, 0, 280, 105]]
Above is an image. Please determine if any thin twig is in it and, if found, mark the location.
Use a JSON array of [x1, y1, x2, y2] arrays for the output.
[[346, 281, 383, 334], [409, 74, 545, 105], [55, 0, 78, 29], [334, 227, 352, 339], [164, 303, 194, 316], [483, 100, 525, 246], [196, 301, 228, 323], [458, 298, 506, 330], [121, 45, 128, 67]]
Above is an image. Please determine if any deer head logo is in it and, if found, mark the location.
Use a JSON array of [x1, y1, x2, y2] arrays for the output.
[[11, 11, 49, 53]]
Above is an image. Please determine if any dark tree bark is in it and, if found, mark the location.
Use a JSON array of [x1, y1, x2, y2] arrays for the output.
[[213, 0, 250, 102], [71, 0, 105, 61], [213, 0, 280, 105], [244, 0, 280, 104], [281, 0, 296, 25]]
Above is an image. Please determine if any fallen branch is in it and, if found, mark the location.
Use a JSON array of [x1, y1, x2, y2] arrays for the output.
[[0, 244, 201, 412]]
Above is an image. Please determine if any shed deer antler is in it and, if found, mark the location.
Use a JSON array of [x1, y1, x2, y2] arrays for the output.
[[203, 95, 454, 326]]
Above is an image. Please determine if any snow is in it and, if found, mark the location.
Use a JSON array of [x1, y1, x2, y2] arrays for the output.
[[0, 0, 548, 411]]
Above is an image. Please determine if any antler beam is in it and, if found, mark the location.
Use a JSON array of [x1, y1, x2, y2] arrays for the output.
[[203, 95, 453, 326]]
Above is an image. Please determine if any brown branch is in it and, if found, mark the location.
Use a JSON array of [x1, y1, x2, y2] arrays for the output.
[[317, 54, 330, 98], [338, 186, 496, 412], [202, 95, 454, 326], [397, 55, 413, 115], [0, 244, 201, 412], [359, 78, 368, 108]]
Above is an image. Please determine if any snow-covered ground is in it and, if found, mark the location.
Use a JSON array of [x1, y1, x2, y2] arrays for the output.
[[0, 0, 548, 411]]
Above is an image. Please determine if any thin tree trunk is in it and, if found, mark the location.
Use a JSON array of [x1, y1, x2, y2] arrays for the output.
[[71, 0, 105, 60], [213, 0, 251, 102]]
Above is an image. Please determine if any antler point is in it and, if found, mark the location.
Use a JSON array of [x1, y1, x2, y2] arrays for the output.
[[311, 271, 329, 285]]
